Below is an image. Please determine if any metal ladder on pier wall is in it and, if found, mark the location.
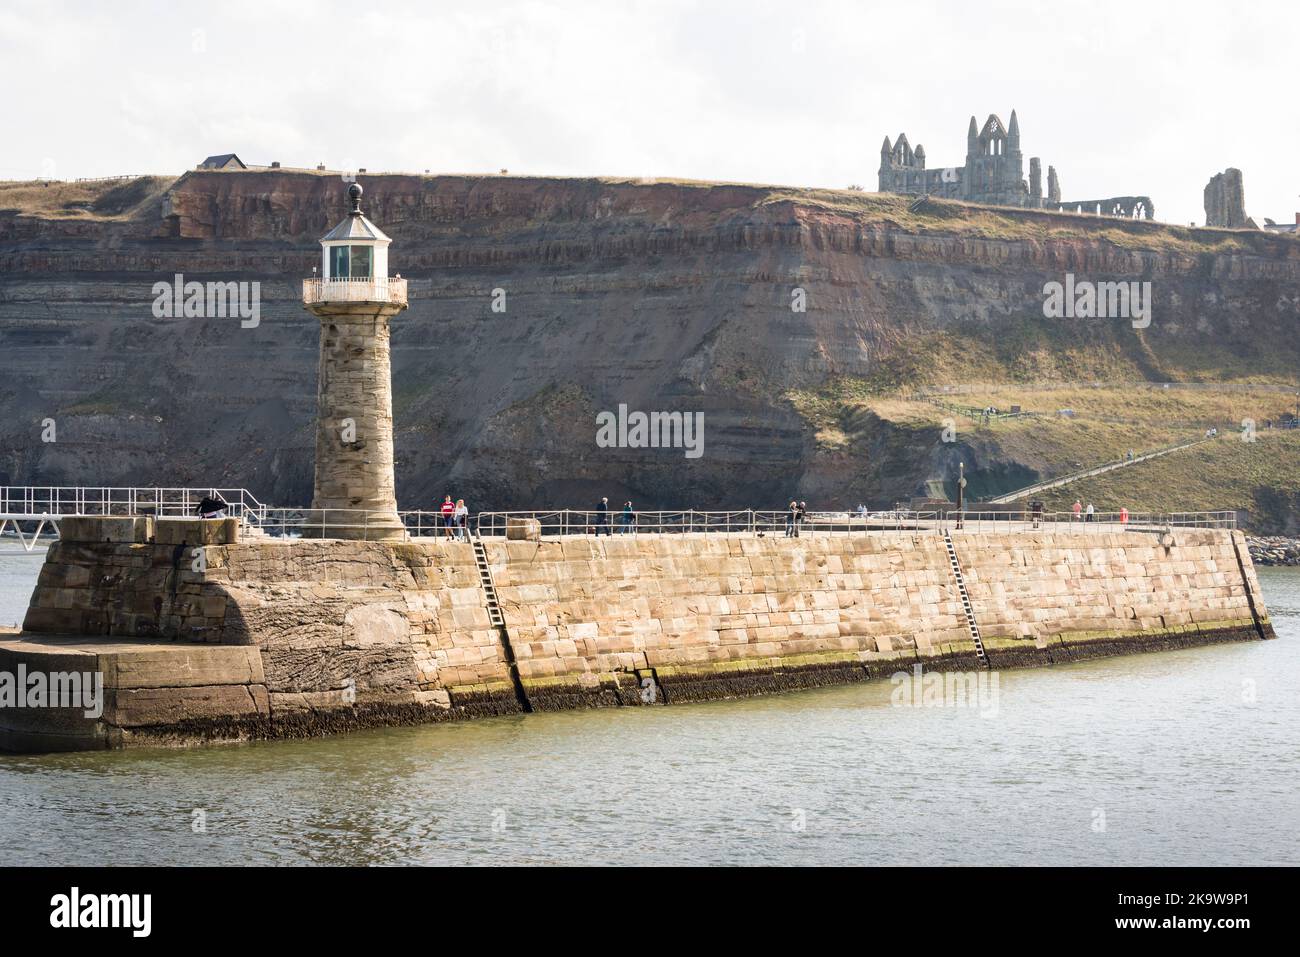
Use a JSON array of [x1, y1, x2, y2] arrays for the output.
[[943, 529, 990, 668], [471, 536, 532, 712]]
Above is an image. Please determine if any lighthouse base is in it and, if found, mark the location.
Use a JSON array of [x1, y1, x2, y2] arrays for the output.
[[300, 506, 408, 542]]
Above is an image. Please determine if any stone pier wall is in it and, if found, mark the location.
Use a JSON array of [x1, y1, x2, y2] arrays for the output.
[[0, 519, 1275, 750], [488, 528, 1271, 702], [489, 533, 976, 706], [954, 529, 1269, 664]]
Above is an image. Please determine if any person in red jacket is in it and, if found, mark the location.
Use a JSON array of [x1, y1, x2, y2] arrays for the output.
[[440, 495, 456, 538]]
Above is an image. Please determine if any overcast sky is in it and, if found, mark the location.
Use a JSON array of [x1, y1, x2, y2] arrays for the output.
[[3, 0, 1296, 226]]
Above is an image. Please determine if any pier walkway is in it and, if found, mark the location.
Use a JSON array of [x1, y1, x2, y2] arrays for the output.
[[0, 486, 1236, 551]]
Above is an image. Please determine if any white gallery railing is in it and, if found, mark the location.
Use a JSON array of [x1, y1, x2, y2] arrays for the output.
[[302, 277, 407, 305]]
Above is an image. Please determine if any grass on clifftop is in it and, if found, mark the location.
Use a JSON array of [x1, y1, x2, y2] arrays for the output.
[[758, 188, 1280, 255], [0, 176, 173, 221]]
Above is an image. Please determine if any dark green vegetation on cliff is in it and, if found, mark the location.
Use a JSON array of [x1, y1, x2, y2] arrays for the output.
[[1, 170, 1297, 527]]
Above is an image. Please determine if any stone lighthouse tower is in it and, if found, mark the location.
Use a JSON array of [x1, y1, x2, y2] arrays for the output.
[[302, 182, 408, 540]]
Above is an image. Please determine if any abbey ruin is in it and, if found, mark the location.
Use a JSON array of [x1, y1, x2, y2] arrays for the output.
[[1204, 168, 1253, 228], [879, 110, 1155, 220]]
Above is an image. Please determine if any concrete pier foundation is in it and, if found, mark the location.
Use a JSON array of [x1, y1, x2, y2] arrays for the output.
[[0, 517, 1276, 752]]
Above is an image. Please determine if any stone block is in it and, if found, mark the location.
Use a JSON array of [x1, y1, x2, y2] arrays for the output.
[[506, 517, 542, 541], [154, 518, 240, 546], [58, 516, 153, 544], [102, 645, 265, 689], [21, 607, 88, 635], [106, 683, 269, 728]]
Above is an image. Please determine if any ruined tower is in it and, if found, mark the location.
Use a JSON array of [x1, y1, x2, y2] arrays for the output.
[[1204, 168, 1250, 228], [879, 133, 932, 196], [963, 111, 1027, 207], [302, 182, 409, 540]]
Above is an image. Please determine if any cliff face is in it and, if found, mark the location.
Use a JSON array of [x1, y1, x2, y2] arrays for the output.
[[1, 170, 1298, 511]]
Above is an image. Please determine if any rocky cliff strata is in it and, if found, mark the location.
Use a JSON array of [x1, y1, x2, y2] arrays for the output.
[[1, 170, 1298, 511]]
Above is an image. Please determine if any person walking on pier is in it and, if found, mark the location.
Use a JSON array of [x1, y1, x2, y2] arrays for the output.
[[619, 501, 635, 534], [1085, 502, 1095, 522], [1072, 499, 1083, 521], [454, 498, 469, 540], [1120, 505, 1129, 525], [440, 495, 456, 538], [786, 500, 798, 537], [595, 497, 611, 536]]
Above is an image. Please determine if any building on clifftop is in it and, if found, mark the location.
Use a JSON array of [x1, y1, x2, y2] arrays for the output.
[[198, 153, 247, 170]]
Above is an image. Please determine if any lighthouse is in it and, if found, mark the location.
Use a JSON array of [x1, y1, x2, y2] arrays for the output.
[[302, 181, 408, 540]]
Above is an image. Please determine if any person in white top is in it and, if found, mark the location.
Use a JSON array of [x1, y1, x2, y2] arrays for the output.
[[453, 499, 469, 540]]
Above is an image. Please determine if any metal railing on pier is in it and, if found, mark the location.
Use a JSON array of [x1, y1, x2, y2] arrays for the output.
[[0, 486, 267, 522], [475, 509, 822, 538], [473, 509, 1237, 538], [0, 486, 1238, 547], [928, 509, 1237, 532], [246, 508, 468, 540]]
